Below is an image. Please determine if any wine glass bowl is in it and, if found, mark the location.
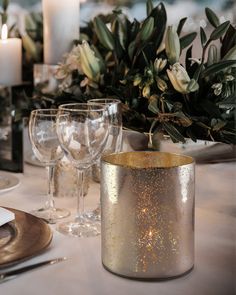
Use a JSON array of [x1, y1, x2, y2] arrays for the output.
[[30, 111, 63, 164], [57, 108, 109, 169]]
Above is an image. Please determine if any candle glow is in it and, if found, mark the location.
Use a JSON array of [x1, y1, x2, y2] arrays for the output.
[[1, 24, 8, 41]]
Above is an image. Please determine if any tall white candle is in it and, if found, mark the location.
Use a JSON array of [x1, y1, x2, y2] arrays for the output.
[[43, 0, 80, 65], [0, 24, 22, 86]]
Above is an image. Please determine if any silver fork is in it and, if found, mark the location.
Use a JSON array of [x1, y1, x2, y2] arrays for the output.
[[0, 257, 67, 283]]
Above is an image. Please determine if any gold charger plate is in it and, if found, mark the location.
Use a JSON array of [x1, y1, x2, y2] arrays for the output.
[[0, 208, 53, 268]]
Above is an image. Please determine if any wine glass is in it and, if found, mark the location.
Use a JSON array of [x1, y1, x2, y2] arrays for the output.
[[56, 103, 109, 237], [29, 109, 70, 223], [87, 98, 123, 220]]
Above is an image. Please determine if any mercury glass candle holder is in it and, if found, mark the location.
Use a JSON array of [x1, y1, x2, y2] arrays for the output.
[[101, 151, 195, 280]]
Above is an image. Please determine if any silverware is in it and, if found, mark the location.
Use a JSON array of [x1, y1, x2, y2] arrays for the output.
[[0, 257, 67, 283]]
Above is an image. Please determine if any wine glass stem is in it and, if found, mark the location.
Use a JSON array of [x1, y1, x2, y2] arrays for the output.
[[76, 169, 85, 219], [46, 165, 55, 210]]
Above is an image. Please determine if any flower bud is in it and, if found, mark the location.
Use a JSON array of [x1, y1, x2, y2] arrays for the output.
[[165, 26, 180, 64], [139, 17, 154, 42], [144, 66, 153, 78], [207, 44, 218, 66], [212, 83, 222, 96], [133, 74, 142, 86], [167, 63, 198, 94], [156, 77, 167, 92], [78, 41, 101, 81], [142, 85, 151, 98], [154, 58, 167, 73], [225, 75, 234, 82], [55, 63, 70, 80]]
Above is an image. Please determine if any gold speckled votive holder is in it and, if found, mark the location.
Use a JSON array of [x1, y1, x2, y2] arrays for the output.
[[101, 151, 195, 280]]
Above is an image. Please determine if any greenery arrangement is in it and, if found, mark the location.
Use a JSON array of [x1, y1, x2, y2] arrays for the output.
[[1, 0, 236, 145], [51, 0, 236, 144]]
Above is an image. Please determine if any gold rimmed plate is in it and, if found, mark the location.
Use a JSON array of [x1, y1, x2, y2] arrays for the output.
[[0, 208, 53, 268]]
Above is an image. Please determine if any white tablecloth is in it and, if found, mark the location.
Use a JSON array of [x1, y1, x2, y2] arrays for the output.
[[0, 161, 235, 295]]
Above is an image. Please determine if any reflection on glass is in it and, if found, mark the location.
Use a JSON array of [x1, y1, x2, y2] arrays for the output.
[[87, 98, 123, 221]]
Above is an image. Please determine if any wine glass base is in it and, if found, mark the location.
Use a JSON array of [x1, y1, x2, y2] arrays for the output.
[[30, 208, 70, 224], [57, 219, 101, 237]]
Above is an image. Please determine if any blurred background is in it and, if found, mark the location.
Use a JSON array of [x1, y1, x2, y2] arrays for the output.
[[3, 1, 236, 26]]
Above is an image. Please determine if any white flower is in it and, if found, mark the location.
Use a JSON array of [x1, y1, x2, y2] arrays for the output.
[[55, 63, 71, 80], [66, 46, 83, 73], [78, 40, 101, 81], [154, 58, 167, 73], [142, 85, 150, 98], [55, 45, 83, 80], [167, 63, 191, 94], [212, 83, 222, 96], [225, 75, 234, 82], [58, 75, 73, 91], [156, 77, 167, 92]]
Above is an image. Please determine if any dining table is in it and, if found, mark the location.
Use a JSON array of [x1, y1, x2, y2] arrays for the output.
[[0, 153, 235, 295]]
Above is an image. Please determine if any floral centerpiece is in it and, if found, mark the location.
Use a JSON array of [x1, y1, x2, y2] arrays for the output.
[[50, 0, 236, 145], [2, 0, 235, 146]]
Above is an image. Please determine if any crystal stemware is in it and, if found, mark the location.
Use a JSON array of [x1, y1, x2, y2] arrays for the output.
[[87, 98, 123, 220], [29, 109, 70, 223], [56, 103, 109, 237]]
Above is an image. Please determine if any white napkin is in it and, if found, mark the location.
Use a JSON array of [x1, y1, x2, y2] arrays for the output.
[[0, 207, 15, 226]]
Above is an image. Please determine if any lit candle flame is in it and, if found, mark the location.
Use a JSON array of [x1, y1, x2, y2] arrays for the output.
[[1, 24, 8, 41], [148, 230, 153, 238]]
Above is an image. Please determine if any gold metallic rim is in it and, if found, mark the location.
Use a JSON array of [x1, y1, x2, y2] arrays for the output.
[[102, 151, 195, 169]]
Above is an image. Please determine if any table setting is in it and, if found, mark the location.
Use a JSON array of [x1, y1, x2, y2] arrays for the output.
[[0, 157, 234, 294], [0, 0, 235, 294]]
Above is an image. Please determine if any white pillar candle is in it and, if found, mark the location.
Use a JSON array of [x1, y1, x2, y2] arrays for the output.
[[0, 25, 22, 86], [43, 0, 80, 65]]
